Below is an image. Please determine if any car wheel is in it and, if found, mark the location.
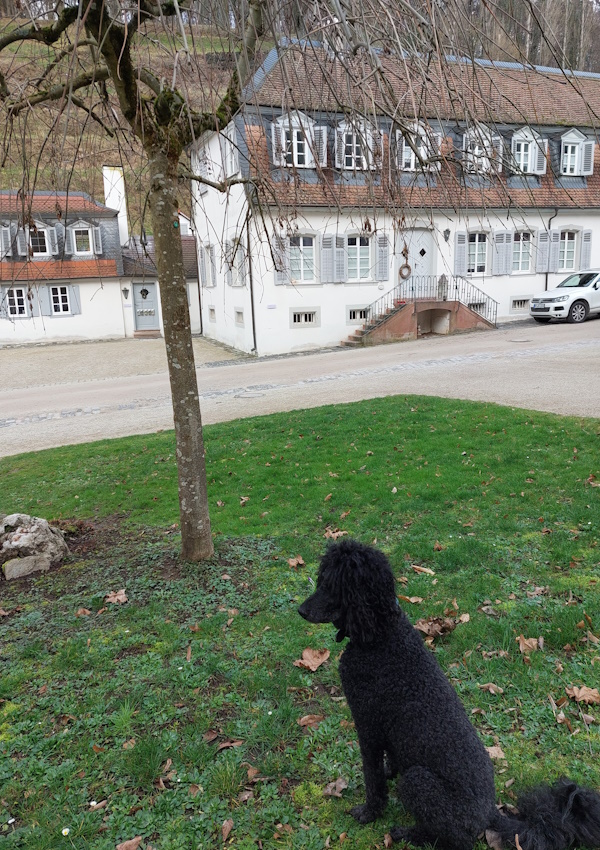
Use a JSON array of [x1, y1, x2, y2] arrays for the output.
[[533, 317, 551, 324], [567, 301, 589, 323]]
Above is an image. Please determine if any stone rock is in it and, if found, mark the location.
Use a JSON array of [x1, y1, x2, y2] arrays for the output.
[[1, 514, 69, 580]]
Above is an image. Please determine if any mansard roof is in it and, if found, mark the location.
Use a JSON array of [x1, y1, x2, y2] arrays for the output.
[[0, 191, 118, 219]]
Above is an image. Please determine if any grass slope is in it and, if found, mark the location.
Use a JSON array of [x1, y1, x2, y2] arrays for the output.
[[1, 395, 599, 850]]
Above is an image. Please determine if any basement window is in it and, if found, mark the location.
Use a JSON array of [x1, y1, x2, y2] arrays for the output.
[[290, 307, 320, 328], [511, 298, 530, 312], [208, 307, 216, 322]]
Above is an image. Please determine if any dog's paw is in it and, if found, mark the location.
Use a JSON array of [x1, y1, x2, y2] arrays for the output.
[[350, 803, 381, 824]]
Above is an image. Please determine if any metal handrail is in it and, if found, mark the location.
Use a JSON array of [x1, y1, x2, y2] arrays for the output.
[[364, 274, 498, 329]]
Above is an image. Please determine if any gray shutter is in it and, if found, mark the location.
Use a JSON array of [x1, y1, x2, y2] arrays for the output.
[[0, 286, 7, 318], [196, 150, 209, 193], [335, 127, 344, 169], [504, 231, 513, 275], [492, 135, 504, 173], [199, 245, 207, 286], [371, 128, 383, 169], [64, 227, 74, 254], [581, 141, 594, 176], [548, 229, 561, 273], [209, 246, 217, 287], [533, 139, 548, 175], [321, 234, 335, 282], [17, 228, 27, 256], [399, 132, 410, 170], [225, 241, 233, 287], [48, 227, 59, 255], [236, 242, 246, 286], [69, 284, 81, 315], [93, 226, 102, 255], [376, 235, 389, 281], [454, 232, 467, 276], [314, 126, 327, 167], [38, 285, 52, 316], [1, 226, 11, 258], [274, 236, 289, 285], [581, 230, 592, 270], [492, 231, 507, 276], [271, 122, 284, 167], [334, 235, 347, 282], [30, 286, 40, 317], [536, 231, 550, 273]]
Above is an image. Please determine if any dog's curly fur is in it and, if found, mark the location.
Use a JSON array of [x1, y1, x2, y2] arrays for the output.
[[298, 539, 600, 850]]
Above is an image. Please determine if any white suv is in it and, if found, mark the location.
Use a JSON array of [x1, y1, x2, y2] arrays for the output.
[[530, 271, 600, 324]]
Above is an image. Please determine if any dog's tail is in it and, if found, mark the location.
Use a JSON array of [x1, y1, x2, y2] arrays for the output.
[[490, 779, 600, 850]]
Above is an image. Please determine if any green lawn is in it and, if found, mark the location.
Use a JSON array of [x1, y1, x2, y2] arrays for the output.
[[1, 396, 599, 850]]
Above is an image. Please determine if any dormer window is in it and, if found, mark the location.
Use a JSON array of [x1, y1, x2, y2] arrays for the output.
[[65, 221, 102, 255], [16, 221, 58, 258], [510, 127, 547, 175], [462, 125, 503, 174], [272, 111, 327, 169], [399, 123, 441, 171], [335, 119, 381, 171], [560, 129, 594, 176]]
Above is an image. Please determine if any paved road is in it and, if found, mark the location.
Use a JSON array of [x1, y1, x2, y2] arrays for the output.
[[1, 320, 599, 458]]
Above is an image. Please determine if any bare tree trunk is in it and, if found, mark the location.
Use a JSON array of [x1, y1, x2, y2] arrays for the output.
[[147, 148, 213, 561]]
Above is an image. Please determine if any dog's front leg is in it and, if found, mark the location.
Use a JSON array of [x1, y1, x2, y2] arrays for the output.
[[350, 738, 387, 824]]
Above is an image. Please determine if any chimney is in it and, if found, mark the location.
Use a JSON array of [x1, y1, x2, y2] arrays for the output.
[[102, 165, 130, 246]]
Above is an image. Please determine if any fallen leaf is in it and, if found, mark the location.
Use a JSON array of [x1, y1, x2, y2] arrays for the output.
[[105, 589, 128, 604], [324, 493, 332, 501], [189, 784, 202, 797], [324, 526, 347, 540], [298, 714, 324, 729], [116, 838, 143, 850], [340, 510, 351, 519], [222, 819, 234, 841], [433, 541, 444, 551], [273, 823, 293, 838], [186, 645, 192, 662], [293, 648, 330, 671], [412, 565, 435, 576], [485, 745, 506, 760], [216, 740, 244, 752], [385, 834, 394, 849], [0, 608, 10, 617], [516, 635, 539, 654], [122, 738, 136, 749], [216, 500, 225, 507], [288, 556, 305, 569], [239, 789, 254, 803], [190, 623, 199, 632], [485, 830, 503, 850], [38, 684, 48, 695], [478, 682, 504, 695], [323, 777, 348, 797], [247, 766, 260, 781], [240, 496, 249, 506], [414, 616, 458, 638], [398, 595, 424, 604], [565, 685, 600, 705], [92, 744, 105, 753], [203, 730, 218, 743], [75, 608, 91, 617], [582, 714, 596, 725], [89, 800, 107, 810]]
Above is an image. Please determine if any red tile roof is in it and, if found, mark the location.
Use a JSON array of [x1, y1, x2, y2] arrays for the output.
[[250, 45, 600, 128], [0, 192, 117, 219], [0, 259, 119, 281]]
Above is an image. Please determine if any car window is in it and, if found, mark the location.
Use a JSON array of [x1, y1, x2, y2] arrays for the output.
[[557, 273, 598, 288]]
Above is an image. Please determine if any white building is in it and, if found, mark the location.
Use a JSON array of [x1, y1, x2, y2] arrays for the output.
[[191, 46, 600, 356]]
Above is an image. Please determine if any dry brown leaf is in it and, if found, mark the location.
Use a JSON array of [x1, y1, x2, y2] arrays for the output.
[[288, 556, 305, 569], [122, 738, 136, 749], [478, 682, 504, 695], [239, 789, 254, 803], [433, 541, 444, 551], [75, 608, 92, 617], [298, 714, 325, 729], [340, 510, 351, 519], [516, 635, 539, 654], [92, 744, 105, 753], [105, 589, 128, 605], [190, 623, 199, 632], [247, 766, 260, 781], [222, 818, 234, 841], [323, 777, 348, 797], [240, 496, 249, 506], [186, 645, 192, 662], [565, 685, 600, 704], [485, 829, 503, 850], [0, 608, 10, 617], [587, 631, 600, 645], [203, 729, 218, 743], [385, 834, 394, 849], [412, 565, 435, 576], [398, 595, 424, 604], [89, 799, 107, 810], [582, 714, 596, 725], [485, 745, 506, 760], [116, 838, 143, 850], [324, 526, 348, 540], [324, 493, 332, 501], [414, 616, 457, 638], [216, 500, 225, 507], [293, 647, 330, 671], [216, 740, 244, 752], [189, 784, 202, 797], [273, 824, 293, 839]]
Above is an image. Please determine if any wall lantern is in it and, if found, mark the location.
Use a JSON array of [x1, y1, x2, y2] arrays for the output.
[[122, 287, 130, 299], [443, 229, 451, 243]]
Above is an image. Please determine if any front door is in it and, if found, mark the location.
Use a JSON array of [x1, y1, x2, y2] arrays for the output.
[[396, 229, 434, 279], [133, 282, 160, 331]]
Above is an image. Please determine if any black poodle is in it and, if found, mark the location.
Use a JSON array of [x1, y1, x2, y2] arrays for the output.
[[298, 539, 600, 850]]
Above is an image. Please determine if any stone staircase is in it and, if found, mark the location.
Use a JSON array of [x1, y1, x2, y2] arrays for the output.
[[342, 275, 498, 346]]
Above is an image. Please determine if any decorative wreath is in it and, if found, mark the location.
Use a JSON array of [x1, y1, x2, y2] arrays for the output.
[[398, 263, 412, 280]]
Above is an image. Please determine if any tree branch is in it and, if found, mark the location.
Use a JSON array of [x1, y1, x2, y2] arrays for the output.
[[8, 68, 110, 115]]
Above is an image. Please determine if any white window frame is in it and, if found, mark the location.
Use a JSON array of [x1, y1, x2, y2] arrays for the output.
[[219, 122, 239, 178], [399, 123, 441, 171], [335, 119, 380, 171], [512, 232, 532, 273], [467, 232, 487, 274], [289, 235, 316, 283], [272, 111, 326, 169], [511, 127, 547, 175], [28, 223, 51, 257], [346, 234, 372, 280], [71, 225, 92, 255], [6, 286, 29, 317], [560, 129, 594, 176], [559, 230, 577, 271], [50, 284, 71, 314], [463, 125, 502, 174]]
